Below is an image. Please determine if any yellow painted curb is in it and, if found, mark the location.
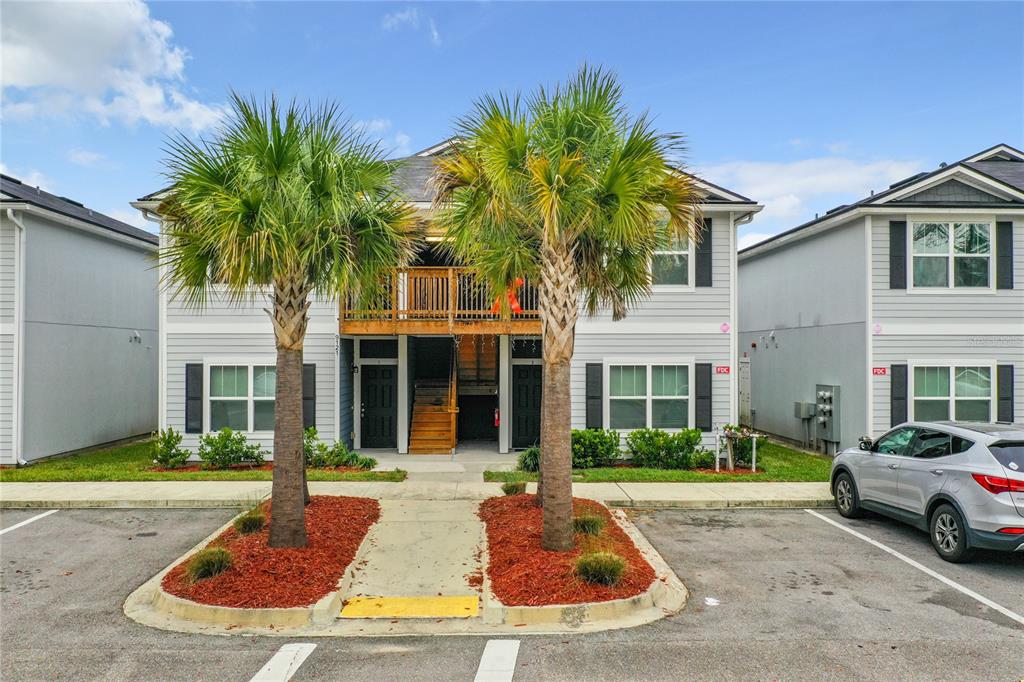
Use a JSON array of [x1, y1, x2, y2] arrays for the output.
[[341, 595, 479, 619]]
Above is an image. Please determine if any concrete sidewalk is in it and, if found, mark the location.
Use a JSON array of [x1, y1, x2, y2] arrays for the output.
[[0, 480, 832, 509]]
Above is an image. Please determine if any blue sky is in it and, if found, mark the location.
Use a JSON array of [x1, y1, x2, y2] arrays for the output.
[[2, 1, 1021, 246]]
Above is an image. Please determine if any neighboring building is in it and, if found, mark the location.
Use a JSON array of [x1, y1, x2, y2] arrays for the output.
[[135, 140, 761, 456], [1, 175, 159, 464], [738, 143, 1023, 452]]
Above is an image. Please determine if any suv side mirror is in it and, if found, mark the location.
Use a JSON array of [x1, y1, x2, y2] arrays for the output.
[[858, 436, 873, 451]]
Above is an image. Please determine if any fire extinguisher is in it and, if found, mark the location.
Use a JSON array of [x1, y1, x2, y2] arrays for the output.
[[494, 409, 500, 427]]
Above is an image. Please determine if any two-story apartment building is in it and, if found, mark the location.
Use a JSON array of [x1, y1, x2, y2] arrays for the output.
[[738, 144, 1023, 451], [1, 174, 159, 464], [135, 140, 761, 456]]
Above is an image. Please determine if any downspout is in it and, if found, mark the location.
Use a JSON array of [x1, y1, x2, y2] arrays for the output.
[[6, 208, 28, 465]]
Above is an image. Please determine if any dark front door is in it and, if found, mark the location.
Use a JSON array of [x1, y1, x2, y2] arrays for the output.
[[361, 364, 397, 448], [512, 364, 542, 448]]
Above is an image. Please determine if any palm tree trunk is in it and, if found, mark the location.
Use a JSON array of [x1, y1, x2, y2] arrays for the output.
[[268, 277, 311, 548], [534, 395, 544, 507], [538, 240, 578, 551]]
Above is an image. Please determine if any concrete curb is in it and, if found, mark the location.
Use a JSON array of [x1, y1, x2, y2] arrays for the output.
[[2, 499, 270, 509], [479, 506, 688, 632], [605, 498, 833, 510]]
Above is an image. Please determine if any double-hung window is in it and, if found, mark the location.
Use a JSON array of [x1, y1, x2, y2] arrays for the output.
[[608, 363, 691, 430], [911, 364, 993, 422], [209, 363, 276, 432], [911, 221, 992, 289], [651, 233, 692, 287]]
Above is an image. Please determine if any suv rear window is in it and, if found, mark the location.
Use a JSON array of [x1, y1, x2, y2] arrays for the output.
[[989, 442, 1024, 473]]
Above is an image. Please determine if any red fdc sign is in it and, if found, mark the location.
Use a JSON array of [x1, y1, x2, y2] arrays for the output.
[[872, 367, 888, 376], [715, 366, 731, 374]]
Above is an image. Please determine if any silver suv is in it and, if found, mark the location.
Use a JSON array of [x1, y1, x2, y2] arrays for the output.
[[831, 421, 1024, 562]]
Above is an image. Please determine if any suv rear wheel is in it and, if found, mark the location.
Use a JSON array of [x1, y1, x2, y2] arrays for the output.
[[834, 472, 863, 518], [930, 503, 973, 563]]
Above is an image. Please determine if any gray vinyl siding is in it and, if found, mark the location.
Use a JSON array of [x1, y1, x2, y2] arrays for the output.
[[165, 332, 337, 454], [0, 218, 13, 462], [737, 217, 868, 448], [571, 332, 732, 448], [166, 287, 339, 325], [20, 214, 158, 459], [871, 214, 1024, 322], [577, 208, 733, 326], [338, 338, 354, 448], [871, 335, 1024, 435]]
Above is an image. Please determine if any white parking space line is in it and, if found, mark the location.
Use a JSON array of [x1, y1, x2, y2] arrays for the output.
[[0, 509, 58, 536], [805, 509, 1024, 628], [474, 639, 521, 682], [249, 643, 316, 682]]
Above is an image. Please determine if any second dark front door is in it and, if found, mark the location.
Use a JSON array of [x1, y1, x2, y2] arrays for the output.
[[512, 364, 542, 448], [361, 364, 397, 448]]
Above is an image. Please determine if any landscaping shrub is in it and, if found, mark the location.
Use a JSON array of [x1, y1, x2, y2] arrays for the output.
[[153, 427, 190, 469], [691, 449, 716, 469], [233, 510, 266, 535], [197, 429, 265, 469], [571, 429, 620, 469], [722, 424, 754, 467], [572, 514, 605, 535], [501, 481, 527, 496], [625, 428, 702, 469], [303, 428, 376, 470], [517, 446, 540, 473], [186, 547, 233, 582], [575, 552, 626, 586]]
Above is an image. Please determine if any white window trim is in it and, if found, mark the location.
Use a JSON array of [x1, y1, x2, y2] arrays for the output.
[[203, 356, 277, 435], [907, 216, 996, 294], [907, 359, 997, 422], [602, 357, 696, 432], [650, 235, 696, 291]]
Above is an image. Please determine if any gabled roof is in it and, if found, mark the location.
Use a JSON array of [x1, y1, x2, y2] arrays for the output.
[[1, 174, 158, 246], [739, 143, 1024, 259], [390, 139, 758, 207]]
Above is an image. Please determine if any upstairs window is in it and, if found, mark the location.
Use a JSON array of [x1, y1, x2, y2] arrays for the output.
[[911, 222, 991, 289], [651, 234, 692, 287]]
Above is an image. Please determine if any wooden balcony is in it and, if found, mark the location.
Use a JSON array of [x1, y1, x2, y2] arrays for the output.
[[340, 267, 541, 335]]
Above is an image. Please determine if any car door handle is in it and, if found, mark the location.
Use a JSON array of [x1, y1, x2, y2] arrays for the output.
[[888, 463, 899, 470], [929, 469, 945, 476]]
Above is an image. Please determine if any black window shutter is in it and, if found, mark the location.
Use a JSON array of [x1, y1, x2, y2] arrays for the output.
[[585, 363, 603, 429], [185, 364, 203, 434], [891, 364, 908, 427], [997, 364, 1015, 422], [889, 221, 907, 289], [303, 364, 316, 429], [996, 221, 1014, 290], [695, 218, 713, 287], [695, 363, 712, 431]]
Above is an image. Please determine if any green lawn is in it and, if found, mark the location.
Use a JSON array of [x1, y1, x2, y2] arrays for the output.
[[0, 440, 407, 482], [484, 440, 831, 483]]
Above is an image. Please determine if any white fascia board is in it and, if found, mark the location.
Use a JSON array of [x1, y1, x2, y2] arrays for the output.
[[875, 166, 1024, 203], [3, 202, 158, 252], [964, 144, 1024, 162]]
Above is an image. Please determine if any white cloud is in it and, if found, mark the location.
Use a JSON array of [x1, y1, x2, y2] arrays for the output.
[[1, 0, 223, 132], [354, 118, 392, 135], [737, 232, 776, 250], [381, 7, 442, 46], [354, 118, 413, 157], [701, 156, 924, 236], [0, 161, 53, 191], [67, 149, 106, 167]]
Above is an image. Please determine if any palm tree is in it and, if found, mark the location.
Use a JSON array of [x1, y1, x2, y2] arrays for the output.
[[433, 67, 701, 551], [159, 94, 418, 547]]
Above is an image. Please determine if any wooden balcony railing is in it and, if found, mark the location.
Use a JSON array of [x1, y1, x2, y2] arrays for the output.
[[340, 267, 541, 335]]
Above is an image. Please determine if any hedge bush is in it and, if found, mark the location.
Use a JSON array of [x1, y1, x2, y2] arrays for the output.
[[575, 552, 626, 586], [571, 429, 620, 469], [625, 428, 702, 469], [690, 449, 716, 469], [197, 429, 266, 469], [303, 428, 376, 470], [153, 427, 190, 469]]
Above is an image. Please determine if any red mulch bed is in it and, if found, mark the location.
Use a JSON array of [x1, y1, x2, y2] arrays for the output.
[[693, 468, 761, 475], [479, 494, 655, 606], [150, 463, 366, 474], [161, 495, 379, 608]]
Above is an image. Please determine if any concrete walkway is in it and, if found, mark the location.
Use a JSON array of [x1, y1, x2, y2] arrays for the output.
[[339, 499, 484, 619], [0, 480, 832, 509]]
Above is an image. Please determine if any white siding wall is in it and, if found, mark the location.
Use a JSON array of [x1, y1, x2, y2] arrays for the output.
[[0, 218, 14, 462]]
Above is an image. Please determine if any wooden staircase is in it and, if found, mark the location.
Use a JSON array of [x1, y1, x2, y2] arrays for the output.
[[458, 335, 497, 387], [409, 379, 457, 454]]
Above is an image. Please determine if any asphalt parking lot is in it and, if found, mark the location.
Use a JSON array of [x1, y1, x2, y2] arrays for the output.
[[1, 506, 1021, 681]]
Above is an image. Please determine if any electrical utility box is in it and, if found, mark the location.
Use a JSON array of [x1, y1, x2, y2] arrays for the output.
[[794, 401, 816, 419], [815, 384, 841, 449]]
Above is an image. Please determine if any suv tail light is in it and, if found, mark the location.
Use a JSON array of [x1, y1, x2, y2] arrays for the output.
[[972, 473, 1024, 495], [996, 527, 1024, 535]]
